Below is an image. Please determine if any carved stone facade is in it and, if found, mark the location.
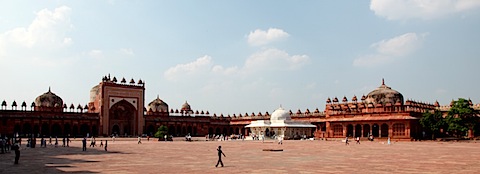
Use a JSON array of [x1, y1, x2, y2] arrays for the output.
[[0, 77, 477, 141]]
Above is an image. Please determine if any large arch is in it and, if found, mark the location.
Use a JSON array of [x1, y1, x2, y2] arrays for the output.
[[41, 123, 50, 136], [33, 125, 40, 136], [223, 128, 228, 135], [169, 125, 175, 136], [381, 123, 389, 137], [51, 124, 62, 136], [208, 127, 214, 135], [355, 124, 362, 137], [187, 126, 192, 135], [363, 124, 370, 137], [80, 124, 90, 137], [23, 123, 32, 135], [147, 125, 155, 136], [64, 124, 71, 136], [109, 100, 136, 136], [14, 124, 21, 135], [112, 124, 120, 136], [346, 124, 353, 137], [72, 125, 78, 137], [372, 124, 379, 137]]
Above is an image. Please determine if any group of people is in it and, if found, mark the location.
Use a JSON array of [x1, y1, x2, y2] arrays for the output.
[[1, 136, 21, 164], [82, 136, 108, 151]]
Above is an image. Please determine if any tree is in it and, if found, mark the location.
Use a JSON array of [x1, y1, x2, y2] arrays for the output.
[[154, 125, 168, 140], [420, 110, 445, 139], [445, 98, 479, 138]]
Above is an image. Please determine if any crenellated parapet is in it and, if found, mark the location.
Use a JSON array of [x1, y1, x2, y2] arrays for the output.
[[101, 74, 145, 87]]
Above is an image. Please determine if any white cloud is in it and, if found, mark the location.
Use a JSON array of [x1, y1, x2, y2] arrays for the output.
[[0, 5, 73, 66], [247, 28, 289, 46], [1, 6, 72, 48], [245, 48, 309, 71], [370, 0, 480, 20], [88, 49, 103, 58], [121, 48, 134, 56], [165, 48, 310, 80], [353, 32, 426, 67], [164, 55, 213, 80]]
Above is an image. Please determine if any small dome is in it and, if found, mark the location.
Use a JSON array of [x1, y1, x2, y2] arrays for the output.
[[365, 79, 403, 105], [147, 95, 169, 112], [181, 101, 191, 111], [270, 107, 291, 121], [34, 88, 63, 108], [90, 85, 100, 102]]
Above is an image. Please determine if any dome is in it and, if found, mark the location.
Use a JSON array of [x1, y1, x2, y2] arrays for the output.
[[181, 101, 191, 111], [270, 107, 291, 121], [147, 95, 169, 112], [365, 79, 403, 105], [90, 85, 100, 102], [34, 88, 63, 108]]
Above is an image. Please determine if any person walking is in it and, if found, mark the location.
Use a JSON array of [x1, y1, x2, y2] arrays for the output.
[[345, 136, 349, 145], [356, 137, 360, 144], [99, 140, 104, 147], [13, 143, 20, 164], [104, 140, 108, 151], [62, 137, 66, 147], [138, 136, 142, 144], [55, 136, 58, 147], [82, 137, 87, 151], [215, 146, 226, 167]]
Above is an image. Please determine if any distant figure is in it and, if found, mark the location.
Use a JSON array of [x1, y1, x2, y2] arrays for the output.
[[13, 143, 20, 164], [345, 137, 349, 145], [147, 136, 150, 141], [215, 146, 226, 167], [49, 136, 52, 145], [40, 137, 45, 147], [66, 137, 70, 147], [62, 137, 66, 147], [82, 137, 87, 151], [164, 135, 167, 142], [138, 136, 142, 144], [356, 137, 360, 144], [278, 135, 283, 145], [112, 136, 115, 142], [55, 136, 58, 147], [99, 140, 104, 147], [388, 137, 391, 145], [104, 140, 108, 151]]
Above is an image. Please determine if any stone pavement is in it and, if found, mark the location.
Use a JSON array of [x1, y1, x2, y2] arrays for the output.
[[1, 138, 480, 173]]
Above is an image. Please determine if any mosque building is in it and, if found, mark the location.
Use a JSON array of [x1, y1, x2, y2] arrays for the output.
[[1, 75, 479, 140]]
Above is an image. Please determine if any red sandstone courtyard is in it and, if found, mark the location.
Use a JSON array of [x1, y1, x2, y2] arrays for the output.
[[1, 138, 480, 173]]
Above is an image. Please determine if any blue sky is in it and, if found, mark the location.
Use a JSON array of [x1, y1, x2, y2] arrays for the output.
[[1, 0, 479, 115]]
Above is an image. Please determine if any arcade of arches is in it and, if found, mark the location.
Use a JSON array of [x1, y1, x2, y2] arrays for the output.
[[2, 77, 476, 140]]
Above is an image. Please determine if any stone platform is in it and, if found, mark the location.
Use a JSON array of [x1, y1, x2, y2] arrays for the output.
[[1, 138, 480, 173]]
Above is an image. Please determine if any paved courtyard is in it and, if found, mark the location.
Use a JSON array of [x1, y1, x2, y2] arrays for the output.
[[1, 138, 480, 173]]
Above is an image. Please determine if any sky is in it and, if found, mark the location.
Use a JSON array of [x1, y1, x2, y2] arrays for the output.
[[1, 0, 479, 115]]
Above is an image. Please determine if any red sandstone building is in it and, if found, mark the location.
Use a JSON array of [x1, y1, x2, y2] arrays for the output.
[[1, 76, 478, 140]]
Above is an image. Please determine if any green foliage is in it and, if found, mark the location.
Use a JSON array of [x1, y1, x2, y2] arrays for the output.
[[154, 125, 168, 139], [420, 110, 445, 139], [445, 98, 479, 137]]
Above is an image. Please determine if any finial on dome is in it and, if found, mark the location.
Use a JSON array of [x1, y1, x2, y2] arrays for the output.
[[382, 78, 385, 85], [157, 94, 159, 99], [48, 86, 51, 92]]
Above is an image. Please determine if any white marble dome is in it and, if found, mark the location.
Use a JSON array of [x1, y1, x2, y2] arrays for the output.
[[270, 107, 291, 121]]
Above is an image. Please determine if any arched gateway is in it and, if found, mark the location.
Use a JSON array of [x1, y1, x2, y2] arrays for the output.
[[109, 100, 136, 136]]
